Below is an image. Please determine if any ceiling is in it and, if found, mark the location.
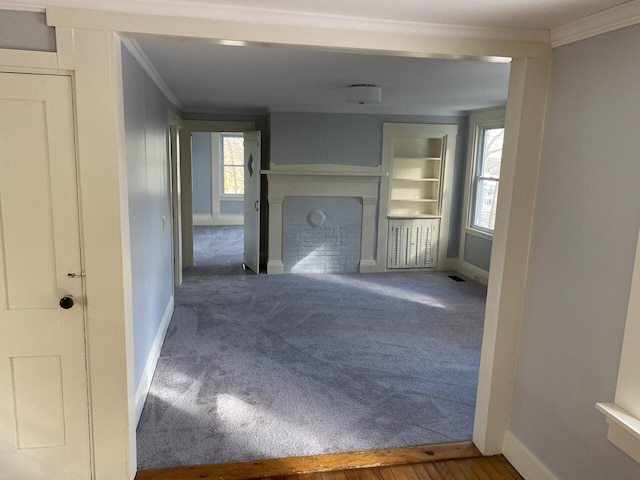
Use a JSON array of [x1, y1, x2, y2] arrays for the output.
[[133, 36, 511, 115], [10, 0, 629, 114]]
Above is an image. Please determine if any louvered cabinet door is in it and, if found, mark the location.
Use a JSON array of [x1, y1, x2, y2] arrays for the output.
[[387, 219, 405, 269], [387, 218, 440, 269]]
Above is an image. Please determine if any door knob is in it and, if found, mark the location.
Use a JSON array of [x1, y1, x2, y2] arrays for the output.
[[254, 200, 259, 212], [59, 295, 75, 310]]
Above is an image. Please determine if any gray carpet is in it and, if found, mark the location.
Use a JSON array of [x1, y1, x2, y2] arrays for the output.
[[136, 228, 487, 469], [188, 225, 251, 276]]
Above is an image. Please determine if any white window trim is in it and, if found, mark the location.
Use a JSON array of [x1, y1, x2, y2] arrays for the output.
[[218, 132, 245, 200], [468, 117, 505, 237], [459, 109, 505, 259], [597, 226, 640, 464]]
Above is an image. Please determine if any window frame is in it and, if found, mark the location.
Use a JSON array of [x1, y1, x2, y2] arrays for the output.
[[219, 132, 245, 199], [596, 226, 640, 464], [468, 121, 505, 237]]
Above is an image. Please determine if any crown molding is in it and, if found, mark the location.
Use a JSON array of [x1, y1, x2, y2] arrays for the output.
[[181, 106, 270, 116], [121, 38, 183, 110], [551, 0, 640, 47], [7, 0, 549, 43], [0, 1, 44, 11]]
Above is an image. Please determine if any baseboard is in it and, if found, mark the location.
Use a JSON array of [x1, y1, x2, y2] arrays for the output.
[[456, 260, 489, 286], [437, 258, 459, 272], [503, 431, 557, 480], [193, 213, 243, 226], [267, 260, 284, 274], [359, 259, 377, 273], [135, 296, 175, 425]]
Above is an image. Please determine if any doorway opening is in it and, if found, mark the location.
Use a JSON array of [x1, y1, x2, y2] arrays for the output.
[[122, 35, 510, 471]]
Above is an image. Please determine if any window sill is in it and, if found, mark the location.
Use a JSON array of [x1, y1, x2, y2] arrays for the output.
[[596, 402, 640, 463], [465, 227, 493, 241]]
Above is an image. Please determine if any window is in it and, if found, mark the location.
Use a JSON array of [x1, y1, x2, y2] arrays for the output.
[[470, 125, 504, 234], [221, 134, 244, 195], [597, 227, 640, 464]]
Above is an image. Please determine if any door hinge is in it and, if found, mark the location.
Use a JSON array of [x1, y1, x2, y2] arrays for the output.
[[67, 272, 86, 278]]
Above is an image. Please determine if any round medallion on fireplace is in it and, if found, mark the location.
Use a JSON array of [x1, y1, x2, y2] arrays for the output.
[[307, 209, 327, 227]]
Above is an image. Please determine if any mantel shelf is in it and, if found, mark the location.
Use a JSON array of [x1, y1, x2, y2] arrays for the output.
[[261, 169, 386, 177]]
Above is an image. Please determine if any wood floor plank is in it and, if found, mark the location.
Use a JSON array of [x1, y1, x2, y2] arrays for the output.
[[467, 459, 506, 480], [135, 442, 481, 480], [355, 467, 386, 480], [486, 457, 522, 480], [432, 462, 458, 480], [461, 460, 491, 480], [299, 473, 323, 480], [377, 466, 399, 480], [386, 464, 423, 480], [419, 463, 446, 480], [440, 461, 472, 480]]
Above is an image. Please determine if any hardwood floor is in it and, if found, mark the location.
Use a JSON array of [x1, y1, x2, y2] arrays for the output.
[[135, 442, 523, 480]]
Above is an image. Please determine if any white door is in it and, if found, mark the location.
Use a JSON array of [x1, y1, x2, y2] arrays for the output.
[[0, 73, 91, 480], [243, 131, 261, 274]]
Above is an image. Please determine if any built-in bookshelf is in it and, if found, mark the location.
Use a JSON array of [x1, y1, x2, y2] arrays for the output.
[[389, 137, 444, 217]]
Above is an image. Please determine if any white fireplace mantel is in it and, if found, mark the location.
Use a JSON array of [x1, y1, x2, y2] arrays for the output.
[[262, 163, 385, 274]]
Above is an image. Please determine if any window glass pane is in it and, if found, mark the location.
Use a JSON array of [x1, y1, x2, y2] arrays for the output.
[[223, 165, 244, 194], [480, 127, 504, 179], [223, 136, 244, 166], [474, 179, 499, 231]]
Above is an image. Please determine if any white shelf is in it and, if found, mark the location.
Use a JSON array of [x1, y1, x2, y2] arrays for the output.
[[391, 198, 438, 203], [394, 157, 441, 161], [388, 214, 441, 219], [392, 177, 440, 182]]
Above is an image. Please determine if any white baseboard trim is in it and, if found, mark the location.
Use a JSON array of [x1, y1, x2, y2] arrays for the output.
[[437, 258, 459, 272], [359, 260, 377, 273], [135, 296, 174, 425], [456, 260, 489, 285], [503, 431, 557, 480], [193, 213, 243, 226]]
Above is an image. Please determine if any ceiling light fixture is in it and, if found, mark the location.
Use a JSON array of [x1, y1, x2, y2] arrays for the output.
[[345, 84, 382, 105]]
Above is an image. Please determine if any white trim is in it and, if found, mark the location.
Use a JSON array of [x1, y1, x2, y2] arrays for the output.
[[459, 109, 504, 277], [183, 106, 270, 116], [376, 122, 458, 274], [193, 213, 243, 226], [120, 38, 183, 110], [503, 431, 557, 480], [135, 296, 174, 425], [551, 0, 640, 47], [16, 0, 544, 43], [456, 260, 489, 286], [0, 2, 44, 12], [597, 403, 640, 464]]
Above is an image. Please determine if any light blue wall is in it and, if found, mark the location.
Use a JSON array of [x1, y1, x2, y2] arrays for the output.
[[191, 132, 213, 215], [122, 46, 175, 390], [270, 112, 468, 258], [509, 24, 640, 480], [0, 10, 55, 51], [463, 234, 491, 271]]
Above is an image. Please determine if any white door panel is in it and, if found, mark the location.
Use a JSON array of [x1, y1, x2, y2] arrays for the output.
[[243, 131, 260, 274], [0, 73, 91, 480]]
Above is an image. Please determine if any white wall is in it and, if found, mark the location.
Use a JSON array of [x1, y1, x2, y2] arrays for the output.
[[122, 45, 175, 390], [509, 24, 640, 479]]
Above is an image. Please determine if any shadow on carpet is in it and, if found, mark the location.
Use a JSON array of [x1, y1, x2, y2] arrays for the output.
[[137, 271, 486, 469]]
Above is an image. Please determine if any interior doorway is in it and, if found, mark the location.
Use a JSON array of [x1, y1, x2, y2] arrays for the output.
[[125, 34, 513, 472], [185, 122, 261, 275]]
